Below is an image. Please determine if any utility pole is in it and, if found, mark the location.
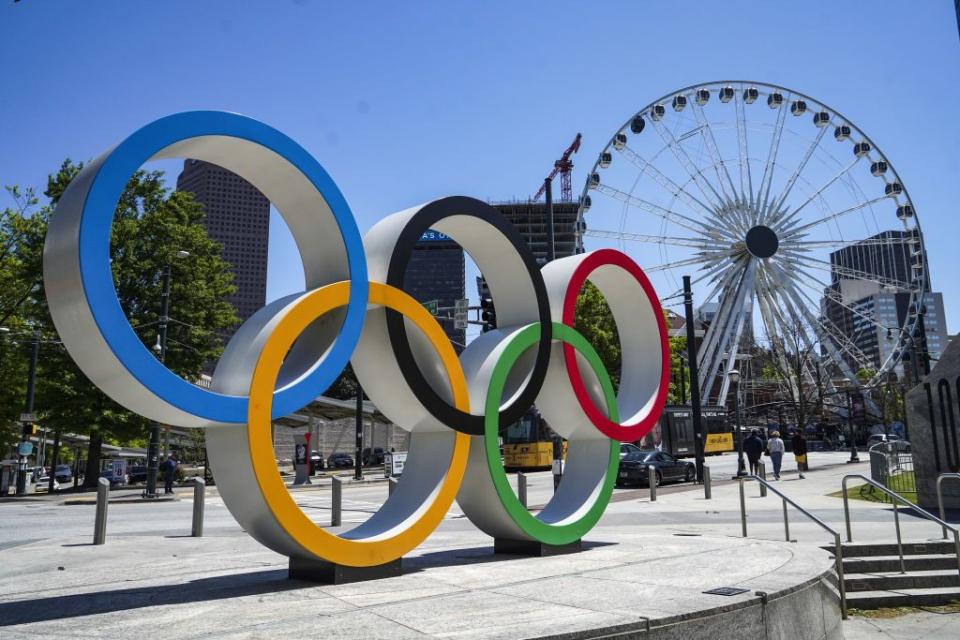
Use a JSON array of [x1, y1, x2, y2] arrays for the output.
[[146, 265, 171, 499], [355, 386, 364, 481], [15, 329, 40, 496], [546, 178, 564, 489], [683, 276, 706, 483]]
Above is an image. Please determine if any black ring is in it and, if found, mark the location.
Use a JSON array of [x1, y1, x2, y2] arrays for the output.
[[385, 196, 552, 436]]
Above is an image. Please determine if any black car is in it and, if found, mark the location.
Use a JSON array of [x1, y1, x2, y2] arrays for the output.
[[616, 450, 695, 487], [327, 452, 354, 468], [309, 451, 325, 473], [361, 447, 385, 466], [128, 465, 147, 484]]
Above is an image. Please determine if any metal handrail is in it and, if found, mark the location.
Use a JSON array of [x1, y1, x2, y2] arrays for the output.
[[937, 473, 960, 539], [842, 474, 960, 577], [738, 475, 847, 620]]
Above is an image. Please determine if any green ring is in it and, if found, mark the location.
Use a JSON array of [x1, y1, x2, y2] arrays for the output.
[[484, 322, 619, 545]]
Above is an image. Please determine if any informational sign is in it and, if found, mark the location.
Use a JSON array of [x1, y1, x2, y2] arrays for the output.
[[422, 300, 438, 316], [16, 442, 33, 457], [292, 433, 311, 486], [111, 459, 126, 478], [19, 413, 35, 423], [384, 451, 407, 477], [418, 230, 451, 242], [453, 298, 469, 329]]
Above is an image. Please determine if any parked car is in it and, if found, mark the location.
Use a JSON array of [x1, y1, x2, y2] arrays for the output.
[[54, 464, 73, 483], [616, 450, 695, 487], [361, 447, 385, 466], [866, 434, 911, 452], [327, 452, 354, 468], [310, 451, 325, 473], [127, 465, 147, 484], [619, 443, 643, 459], [99, 467, 128, 487]]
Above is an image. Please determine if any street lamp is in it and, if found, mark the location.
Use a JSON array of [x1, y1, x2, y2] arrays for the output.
[[145, 250, 190, 499], [728, 369, 747, 478]]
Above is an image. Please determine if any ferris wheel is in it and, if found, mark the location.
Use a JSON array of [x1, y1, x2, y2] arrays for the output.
[[576, 81, 927, 406]]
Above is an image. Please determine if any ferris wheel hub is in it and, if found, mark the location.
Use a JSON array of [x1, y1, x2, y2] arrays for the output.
[[745, 225, 779, 258]]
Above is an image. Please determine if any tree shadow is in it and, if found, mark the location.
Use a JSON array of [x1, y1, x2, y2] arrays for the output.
[[0, 568, 300, 626]]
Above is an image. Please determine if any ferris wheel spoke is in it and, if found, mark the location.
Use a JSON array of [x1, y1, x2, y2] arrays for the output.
[[691, 101, 740, 202], [643, 251, 734, 274], [698, 260, 757, 402], [593, 183, 732, 238], [616, 144, 719, 218], [582, 228, 727, 250], [773, 159, 864, 232], [773, 271, 878, 372], [783, 251, 916, 291], [781, 195, 888, 241], [756, 97, 789, 223], [767, 267, 868, 383], [768, 125, 830, 224], [650, 118, 728, 211], [735, 89, 754, 209], [787, 236, 918, 250]]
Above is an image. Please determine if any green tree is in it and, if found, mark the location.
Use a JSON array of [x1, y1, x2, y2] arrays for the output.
[[573, 282, 685, 401], [1, 160, 239, 485]]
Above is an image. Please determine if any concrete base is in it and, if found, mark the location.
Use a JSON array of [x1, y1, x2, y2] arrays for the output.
[[288, 556, 402, 584], [0, 533, 843, 639]]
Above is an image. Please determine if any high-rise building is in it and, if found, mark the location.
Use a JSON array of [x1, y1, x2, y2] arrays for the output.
[[491, 200, 579, 264], [821, 230, 946, 379], [402, 230, 465, 350], [176, 160, 270, 326]]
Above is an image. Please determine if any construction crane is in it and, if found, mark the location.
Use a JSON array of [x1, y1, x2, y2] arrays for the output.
[[532, 133, 582, 202]]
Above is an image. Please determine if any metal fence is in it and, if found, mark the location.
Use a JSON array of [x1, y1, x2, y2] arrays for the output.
[[868, 441, 915, 500]]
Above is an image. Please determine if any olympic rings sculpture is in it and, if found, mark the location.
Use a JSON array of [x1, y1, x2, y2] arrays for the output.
[[43, 111, 670, 570]]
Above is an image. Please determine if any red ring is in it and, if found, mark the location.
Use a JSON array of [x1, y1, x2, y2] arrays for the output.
[[561, 249, 670, 442]]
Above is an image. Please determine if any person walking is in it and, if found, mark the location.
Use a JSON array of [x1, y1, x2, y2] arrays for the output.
[[743, 430, 765, 476], [161, 455, 178, 495], [767, 431, 785, 480], [792, 431, 808, 479]]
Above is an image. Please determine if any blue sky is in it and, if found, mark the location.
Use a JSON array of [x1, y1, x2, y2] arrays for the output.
[[2, 1, 959, 332]]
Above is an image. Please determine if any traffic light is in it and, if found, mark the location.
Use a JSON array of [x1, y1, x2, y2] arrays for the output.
[[480, 295, 496, 332]]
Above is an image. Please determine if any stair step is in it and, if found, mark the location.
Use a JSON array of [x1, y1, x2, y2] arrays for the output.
[[842, 554, 960, 573], [822, 540, 958, 557], [844, 569, 960, 592], [845, 586, 960, 609]]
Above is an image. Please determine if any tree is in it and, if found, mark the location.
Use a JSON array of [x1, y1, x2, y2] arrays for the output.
[[573, 282, 686, 401], [1, 160, 239, 486]]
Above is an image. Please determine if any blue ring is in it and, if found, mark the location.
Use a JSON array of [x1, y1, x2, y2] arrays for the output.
[[78, 111, 368, 423]]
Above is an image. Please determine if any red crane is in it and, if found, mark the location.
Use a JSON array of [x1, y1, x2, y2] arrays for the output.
[[532, 133, 582, 202]]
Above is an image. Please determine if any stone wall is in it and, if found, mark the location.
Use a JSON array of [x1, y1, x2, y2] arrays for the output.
[[905, 336, 960, 510]]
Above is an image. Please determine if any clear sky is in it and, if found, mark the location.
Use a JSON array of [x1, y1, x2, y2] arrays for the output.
[[2, 1, 959, 332]]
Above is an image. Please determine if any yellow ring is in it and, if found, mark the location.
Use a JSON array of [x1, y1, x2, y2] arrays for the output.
[[247, 281, 470, 566]]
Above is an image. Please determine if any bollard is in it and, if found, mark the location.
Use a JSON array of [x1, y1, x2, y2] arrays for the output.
[[388, 477, 398, 496], [758, 462, 768, 497], [703, 466, 712, 500], [331, 477, 342, 527], [191, 477, 205, 537], [648, 466, 657, 502], [93, 477, 109, 545], [518, 472, 528, 509]]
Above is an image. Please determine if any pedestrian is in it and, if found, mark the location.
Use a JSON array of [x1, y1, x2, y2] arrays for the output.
[[792, 431, 808, 479], [767, 431, 785, 480], [162, 455, 178, 494], [743, 429, 764, 476]]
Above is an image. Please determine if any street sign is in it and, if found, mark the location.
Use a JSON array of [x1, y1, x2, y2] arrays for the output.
[[384, 451, 407, 477], [19, 413, 35, 423], [422, 300, 438, 316], [17, 442, 33, 457], [453, 298, 469, 329]]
